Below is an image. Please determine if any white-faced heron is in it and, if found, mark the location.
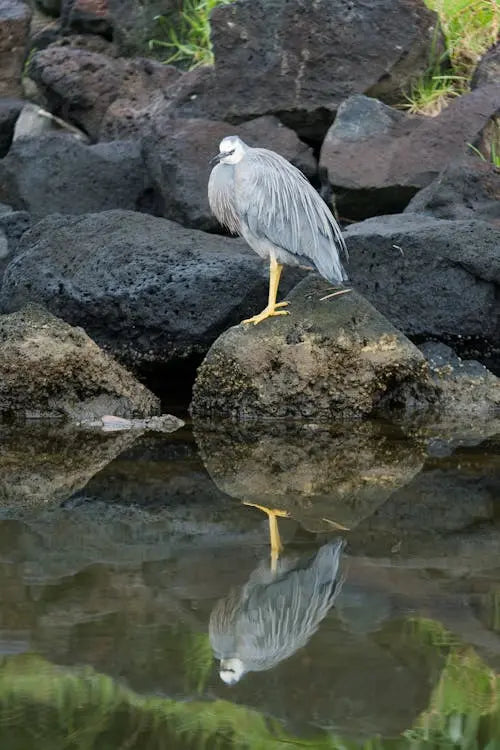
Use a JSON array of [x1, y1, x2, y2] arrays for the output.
[[209, 540, 344, 685], [208, 136, 349, 325]]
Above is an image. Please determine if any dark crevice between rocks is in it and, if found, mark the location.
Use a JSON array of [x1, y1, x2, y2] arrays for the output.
[[135, 354, 204, 416], [335, 186, 420, 222]]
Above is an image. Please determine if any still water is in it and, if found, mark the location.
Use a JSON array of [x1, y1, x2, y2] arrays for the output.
[[0, 418, 498, 749]]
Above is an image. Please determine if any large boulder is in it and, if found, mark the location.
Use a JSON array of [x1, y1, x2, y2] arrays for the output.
[[191, 277, 437, 421], [0, 210, 301, 379], [143, 115, 316, 232], [27, 45, 179, 140], [0, 1, 31, 98], [176, 0, 439, 141], [404, 158, 500, 228], [344, 214, 500, 371], [0, 304, 160, 420], [0, 134, 152, 219], [320, 87, 500, 219]]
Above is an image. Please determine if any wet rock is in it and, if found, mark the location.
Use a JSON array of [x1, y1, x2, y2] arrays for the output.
[[404, 158, 500, 228], [191, 277, 437, 421], [0, 134, 151, 219], [0, 210, 301, 377], [0, 1, 32, 98], [0, 98, 24, 157], [194, 420, 425, 533], [344, 214, 500, 371], [320, 87, 500, 219], [0, 304, 159, 420], [0, 424, 137, 507], [471, 42, 500, 89], [173, 0, 439, 141], [420, 342, 499, 418], [61, 0, 111, 37], [143, 115, 316, 231], [27, 45, 179, 139]]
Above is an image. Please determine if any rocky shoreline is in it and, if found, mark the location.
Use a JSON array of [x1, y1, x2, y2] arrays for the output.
[[0, 0, 498, 423]]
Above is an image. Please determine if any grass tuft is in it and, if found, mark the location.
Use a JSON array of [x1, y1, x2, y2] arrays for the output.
[[148, 0, 234, 69], [401, 0, 499, 116]]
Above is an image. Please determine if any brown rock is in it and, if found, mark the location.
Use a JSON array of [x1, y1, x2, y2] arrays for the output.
[[0, 0, 32, 98], [28, 45, 179, 139], [61, 0, 111, 36], [0, 304, 160, 420], [320, 87, 500, 219], [191, 277, 437, 421]]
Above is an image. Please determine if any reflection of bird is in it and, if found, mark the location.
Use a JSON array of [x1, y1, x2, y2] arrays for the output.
[[208, 136, 349, 325], [209, 540, 344, 685]]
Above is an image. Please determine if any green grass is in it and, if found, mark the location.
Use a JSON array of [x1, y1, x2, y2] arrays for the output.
[[148, 0, 235, 69], [401, 0, 499, 115]]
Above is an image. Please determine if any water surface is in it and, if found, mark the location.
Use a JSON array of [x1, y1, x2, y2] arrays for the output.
[[0, 418, 498, 749]]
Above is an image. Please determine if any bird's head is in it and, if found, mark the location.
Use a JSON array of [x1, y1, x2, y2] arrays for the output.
[[210, 136, 247, 166], [219, 656, 246, 685]]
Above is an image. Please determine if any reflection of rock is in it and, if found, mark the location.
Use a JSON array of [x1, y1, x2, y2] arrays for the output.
[[194, 420, 425, 532], [191, 278, 437, 421], [210, 541, 344, 684], [0, 425, 137, 508]]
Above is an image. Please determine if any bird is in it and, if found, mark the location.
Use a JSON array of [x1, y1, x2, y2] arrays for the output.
[[208, 136, 349, 325], [209, 540, 344, 685]]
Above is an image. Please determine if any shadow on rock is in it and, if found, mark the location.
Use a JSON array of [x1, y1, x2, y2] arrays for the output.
[[193, 420, 425, 533]]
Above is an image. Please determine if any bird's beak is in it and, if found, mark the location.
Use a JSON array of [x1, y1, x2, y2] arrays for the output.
[[209, 152, 223, 165]]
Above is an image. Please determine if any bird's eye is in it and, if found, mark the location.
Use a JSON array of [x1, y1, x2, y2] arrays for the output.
[[224, 149, 235, 157]]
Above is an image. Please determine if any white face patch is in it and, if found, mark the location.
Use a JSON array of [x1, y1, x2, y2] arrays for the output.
[[218, 136, 245, 165]]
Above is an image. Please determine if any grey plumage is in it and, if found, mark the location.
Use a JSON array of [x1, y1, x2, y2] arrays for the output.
[[208, 136, 348, 285], [209, 540, 344, 684]]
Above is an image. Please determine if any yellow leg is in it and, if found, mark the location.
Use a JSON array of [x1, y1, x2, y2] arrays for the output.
[[242, 257, 290, 325], [244, 502, 289, 570]]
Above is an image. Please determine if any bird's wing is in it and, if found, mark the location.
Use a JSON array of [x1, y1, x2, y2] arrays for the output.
[[238, 541, 344, 670], [208, 589, 242, 658], [208, 162, 240, 234], [235, 148, 348, 284]]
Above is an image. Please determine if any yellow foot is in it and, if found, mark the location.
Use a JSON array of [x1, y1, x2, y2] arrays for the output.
[[241, 302, 290, 325], [244, 502, 289, 519], [244, 503, 289, 565]]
